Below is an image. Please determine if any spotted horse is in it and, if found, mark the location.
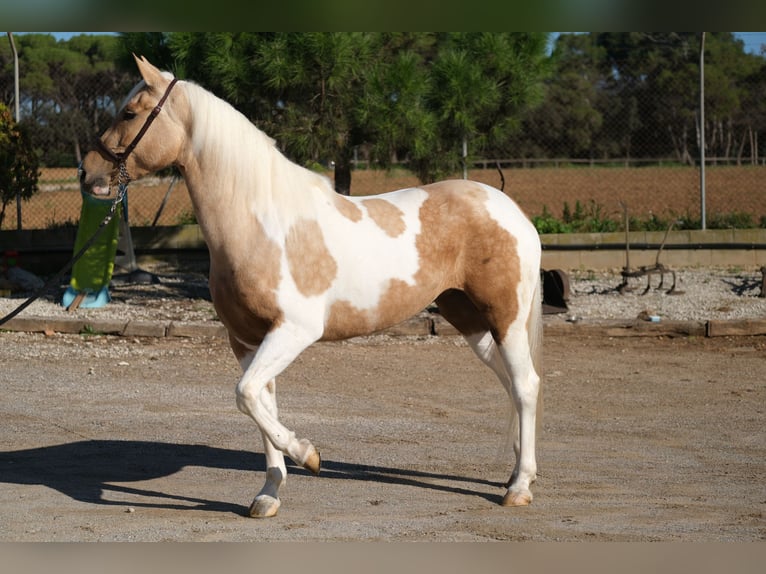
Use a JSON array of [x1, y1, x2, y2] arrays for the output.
[[79, 56, 544, 518]]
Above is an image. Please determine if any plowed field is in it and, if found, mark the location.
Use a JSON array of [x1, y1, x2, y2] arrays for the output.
[[6, 165, 765, 230]]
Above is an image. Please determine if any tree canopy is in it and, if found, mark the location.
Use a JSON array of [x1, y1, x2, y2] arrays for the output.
[[127, 32, 551, 191], [3, 32, 764, 195], [1, 33, 133, 167], [511, 32, 766, 165]]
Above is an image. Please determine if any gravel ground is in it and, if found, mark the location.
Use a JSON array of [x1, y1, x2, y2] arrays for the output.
[[1, 261, 765, 543], [2, 261, 765, 327], [561, 266, 766, 323]]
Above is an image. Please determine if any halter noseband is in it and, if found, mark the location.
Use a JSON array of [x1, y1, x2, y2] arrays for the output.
[[94, 78, 178, 184]]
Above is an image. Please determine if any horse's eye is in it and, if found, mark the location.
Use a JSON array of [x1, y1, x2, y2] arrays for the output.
[[123, 109, 137, 120]]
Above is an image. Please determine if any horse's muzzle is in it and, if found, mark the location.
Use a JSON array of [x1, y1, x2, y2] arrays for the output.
[[78, 162, 112, 197]]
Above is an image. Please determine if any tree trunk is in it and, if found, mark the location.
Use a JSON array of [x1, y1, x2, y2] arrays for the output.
[[74, 135, 82, 165], [736, 127, 747, 165], [334, 149, 352, 196]]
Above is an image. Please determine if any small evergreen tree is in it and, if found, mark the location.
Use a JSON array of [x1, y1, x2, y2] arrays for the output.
[[0, 103, 40, 229]]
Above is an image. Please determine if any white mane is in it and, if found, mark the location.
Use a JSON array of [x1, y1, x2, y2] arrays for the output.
[[179, 80, 335, 217]]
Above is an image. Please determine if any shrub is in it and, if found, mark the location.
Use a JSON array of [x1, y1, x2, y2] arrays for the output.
[[533, 201, 763, 234], [0, 103, 40, 229]]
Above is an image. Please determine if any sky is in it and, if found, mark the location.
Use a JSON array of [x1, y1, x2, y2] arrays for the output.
[[735, 31, 766, 54]]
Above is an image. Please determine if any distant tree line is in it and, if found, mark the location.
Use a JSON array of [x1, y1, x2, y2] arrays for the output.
[[2, 32, 764, 195], [512, 32, 766, 166]]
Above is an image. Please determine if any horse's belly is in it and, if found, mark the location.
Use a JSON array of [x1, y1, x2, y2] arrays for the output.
[[321, 277, 444, 341]]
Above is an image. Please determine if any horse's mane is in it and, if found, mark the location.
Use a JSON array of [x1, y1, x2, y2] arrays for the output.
[[180, 80, 334, 206]]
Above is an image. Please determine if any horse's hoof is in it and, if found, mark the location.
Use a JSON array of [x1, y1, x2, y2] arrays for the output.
[[303, 448, 321, 476], [249, 495, 281, 518], [501, 488, 533, 507]]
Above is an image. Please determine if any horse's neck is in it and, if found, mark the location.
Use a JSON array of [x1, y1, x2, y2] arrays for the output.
[[178, 120, 333, 261]]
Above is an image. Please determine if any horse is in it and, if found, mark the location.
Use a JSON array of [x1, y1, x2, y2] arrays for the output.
[[79, 56, 543, 518]]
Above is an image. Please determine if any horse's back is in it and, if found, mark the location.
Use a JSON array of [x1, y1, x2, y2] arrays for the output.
[[387, 179, 540, 267], [383, 179, 536, 238], [318, 179, 539, 340]]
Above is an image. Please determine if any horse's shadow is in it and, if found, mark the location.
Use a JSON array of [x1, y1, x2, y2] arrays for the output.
[[0, 440, 504, 515]]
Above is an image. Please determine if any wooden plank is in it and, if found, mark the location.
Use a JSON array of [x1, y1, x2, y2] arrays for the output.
[[706, 319, 766, 337]]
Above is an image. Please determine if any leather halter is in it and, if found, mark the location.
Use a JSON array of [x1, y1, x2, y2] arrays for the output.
[[94, 78, 178, 181]]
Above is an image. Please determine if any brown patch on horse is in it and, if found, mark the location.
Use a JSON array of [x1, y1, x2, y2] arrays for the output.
[[334, 195, 363, 222], [362, 198, 406, 237], [324, 300, 373, 339], [209, 219, 285, 360], [422, 181, 521, 341], [434, 289, 491, 336], [285, 219, 338, 296], [322, 181, 521, 342]]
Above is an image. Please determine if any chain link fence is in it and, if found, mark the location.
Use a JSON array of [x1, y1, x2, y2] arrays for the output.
[[5, 167, 194, 230], [3, 33, 765, 232]]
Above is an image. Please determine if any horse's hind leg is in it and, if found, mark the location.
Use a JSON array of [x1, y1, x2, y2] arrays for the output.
[[435, 292, 523, 478], [436, 288, 541, 507], [436, 290, 506, 374], [495, 325, 540, 506]]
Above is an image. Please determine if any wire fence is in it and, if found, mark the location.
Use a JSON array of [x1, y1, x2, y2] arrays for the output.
[[2, 32, 765, 232], [6, 160, 763, 232]]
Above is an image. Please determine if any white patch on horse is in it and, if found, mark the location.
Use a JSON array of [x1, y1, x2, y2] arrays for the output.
[[322, 190, 427, 312]]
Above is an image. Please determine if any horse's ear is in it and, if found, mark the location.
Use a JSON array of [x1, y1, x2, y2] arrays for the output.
[[133, 54, 167, 89]]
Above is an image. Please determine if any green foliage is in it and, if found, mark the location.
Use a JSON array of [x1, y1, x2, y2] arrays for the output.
[[157, 32, 551, 190], [629, 213, 670, 232], [510, 32, 766, 164], [531, 205, 573, 234], [551, 200, 619, 233], [707, 211, 755, 229], [5, 32, 764, 204], [175, 210, 197, 225], [0, 103, 39, 229], [413, 32, 550, 182], [533, 200, 762, 234], [79, 324, 104, 337], [1, 33, 134, 168]]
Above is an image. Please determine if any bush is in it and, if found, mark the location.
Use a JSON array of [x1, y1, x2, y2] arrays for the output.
[[534, 200, 763, 234], [0, 103, 40, 229]]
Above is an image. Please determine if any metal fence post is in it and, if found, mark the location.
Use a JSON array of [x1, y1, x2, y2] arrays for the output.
[[699, 32, 707, 231], [7, 32, 22, 230]]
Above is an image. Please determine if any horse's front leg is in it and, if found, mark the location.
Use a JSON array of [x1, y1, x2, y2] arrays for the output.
[[235, 326, 321, 518], [248, 378, 287, 518]]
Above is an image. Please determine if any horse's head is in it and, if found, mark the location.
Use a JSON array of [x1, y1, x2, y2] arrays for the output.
[[80, 55, 186, 199]]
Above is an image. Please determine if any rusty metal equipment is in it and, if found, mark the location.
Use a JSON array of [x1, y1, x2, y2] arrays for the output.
[[616, 202, 683, 295], [541, 268, 570, 314]]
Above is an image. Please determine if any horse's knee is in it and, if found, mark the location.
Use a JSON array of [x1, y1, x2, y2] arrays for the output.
[[235, 383, 256, 415], [235, 378, 266, 417]]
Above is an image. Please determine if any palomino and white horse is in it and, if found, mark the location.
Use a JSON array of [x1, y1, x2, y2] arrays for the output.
[[79, 56, 543, 518]]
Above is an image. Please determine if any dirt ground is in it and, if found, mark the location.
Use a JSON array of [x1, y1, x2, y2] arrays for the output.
[[1, 329, 764, 541]]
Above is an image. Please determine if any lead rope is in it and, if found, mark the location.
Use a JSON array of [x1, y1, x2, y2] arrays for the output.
[[0, 179, 128, 328], [1, 78, 177, 328]]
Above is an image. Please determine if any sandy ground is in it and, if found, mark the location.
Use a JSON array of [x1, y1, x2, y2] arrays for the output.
[[1, 327, 764, 541]]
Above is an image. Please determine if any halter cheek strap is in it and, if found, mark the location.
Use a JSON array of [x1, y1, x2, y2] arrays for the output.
[[94, 78, 178, 180]]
